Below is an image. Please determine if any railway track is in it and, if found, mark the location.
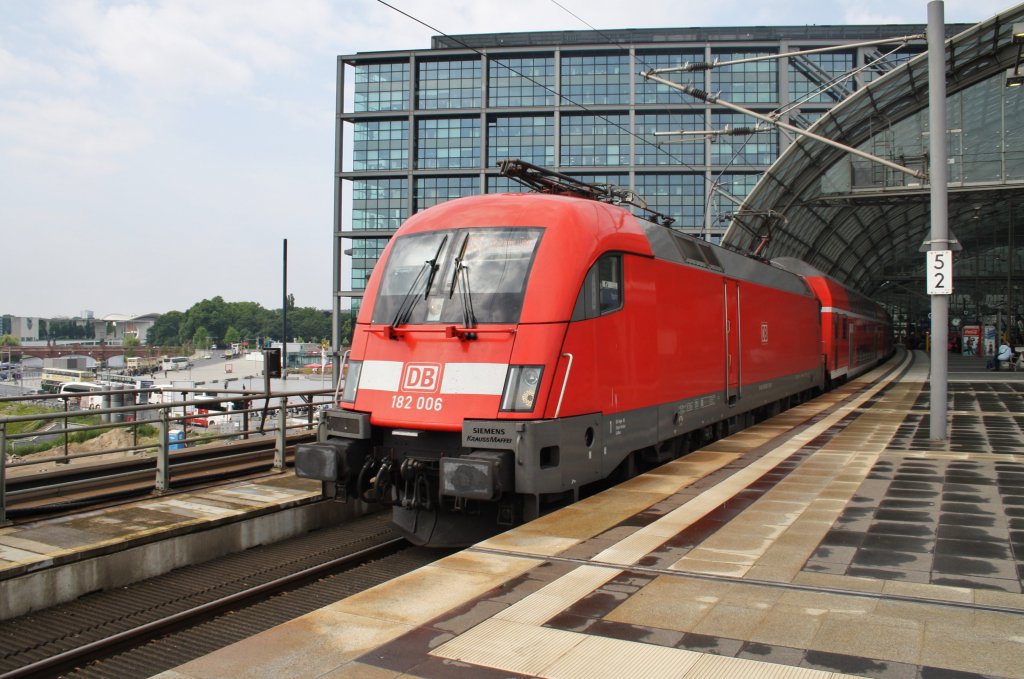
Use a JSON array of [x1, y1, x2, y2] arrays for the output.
[[0, 512, 449, 678], [4, 431, 315, 519]]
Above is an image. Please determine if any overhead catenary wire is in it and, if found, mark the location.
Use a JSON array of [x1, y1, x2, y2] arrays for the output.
[[371, 0, 923, 240], [542, 0, 787, 238], [374, 0, 786, 238]]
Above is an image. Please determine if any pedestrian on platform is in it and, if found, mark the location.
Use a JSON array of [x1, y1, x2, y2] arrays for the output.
[[992, 341, 1014, 371]]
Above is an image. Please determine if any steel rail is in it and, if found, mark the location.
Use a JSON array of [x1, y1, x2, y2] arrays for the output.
[[0, 536, 409, 679], [4, 433, 314, 515]]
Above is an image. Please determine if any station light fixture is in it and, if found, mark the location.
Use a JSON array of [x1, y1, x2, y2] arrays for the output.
[[1008, 26, 1024, 88], [1009, 66, 1024, 88]]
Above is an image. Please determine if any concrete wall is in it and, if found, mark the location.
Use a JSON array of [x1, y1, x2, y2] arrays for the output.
[[0, 500, 376, 621]]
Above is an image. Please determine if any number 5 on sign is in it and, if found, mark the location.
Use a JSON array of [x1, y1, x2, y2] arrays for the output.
[[927, 250, 953, 295]]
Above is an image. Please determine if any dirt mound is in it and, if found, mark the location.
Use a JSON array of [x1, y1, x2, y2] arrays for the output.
[[72, 429, 139, 454]]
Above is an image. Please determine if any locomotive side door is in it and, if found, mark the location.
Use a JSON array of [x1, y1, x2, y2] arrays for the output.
[[833, 316, 840, 372], [848, 321, 856, 372], [724, 279, 741, 405]]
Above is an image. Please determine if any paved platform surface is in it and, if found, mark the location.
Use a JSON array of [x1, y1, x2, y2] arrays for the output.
[[0, 474, 321, 581], [153, 350, 1024, 679]]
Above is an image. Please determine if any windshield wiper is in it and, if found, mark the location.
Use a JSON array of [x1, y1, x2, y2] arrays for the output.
[[391, 235, 448, 331], [448, 234, 477, 333]]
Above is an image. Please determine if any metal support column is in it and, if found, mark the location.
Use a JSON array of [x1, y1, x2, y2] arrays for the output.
[[156, 409, 170, 492], [275, 396, 287, 471], [1, 423, 8, 526], [928, 0, 950, 440]]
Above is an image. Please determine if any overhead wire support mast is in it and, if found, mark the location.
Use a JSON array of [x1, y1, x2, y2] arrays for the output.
[[639, 71, 927, 182]]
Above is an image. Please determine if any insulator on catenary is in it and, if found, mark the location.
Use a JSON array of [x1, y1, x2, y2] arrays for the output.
[[685, 61, 715, 70], [725, 127, 761, 135], [686, 87, 711, 101]]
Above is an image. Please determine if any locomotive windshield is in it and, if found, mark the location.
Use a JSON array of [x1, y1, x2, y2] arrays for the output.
[[372, 227, 544, 325]]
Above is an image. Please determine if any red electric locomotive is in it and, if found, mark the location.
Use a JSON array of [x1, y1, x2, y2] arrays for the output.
[[297, 164, 891, 546]]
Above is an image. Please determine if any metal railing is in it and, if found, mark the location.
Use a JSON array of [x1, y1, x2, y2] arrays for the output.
[[0, 385, 336, 525]]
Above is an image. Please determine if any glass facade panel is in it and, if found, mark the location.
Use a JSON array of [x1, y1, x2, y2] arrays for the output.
[[711, 173, 760, 221], [791, 110, 824, 128], [958, 77, 1004, 183], [568, 174, 629, 187], [1007, 86, 1024, 181], [711, 113, 777, 165], [636, 113, 703, 166], [788, 51, 853, 104], [414, 176, 481, 211], [352, 179, 408, 230], [352, 237, 390, 291], [488, 56, 555, 107], [561, 114, 630, 166], [354, 61, 409, 112], [561, 54, 630, 105], [487, 176, 530, 193], [353, 120, 409, 171], [487, 115, 554, 166], [635, 51, 704, 104], [635, 173, 704, 229], [417, 59, 481, 109], [417, 118, 481, 169], [862, 48, 924, 83], [711, 51, 777, 103]]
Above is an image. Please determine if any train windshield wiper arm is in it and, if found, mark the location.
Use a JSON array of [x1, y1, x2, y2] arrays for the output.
[[448, 234, 476, 330], [391, 235, 448, 329]]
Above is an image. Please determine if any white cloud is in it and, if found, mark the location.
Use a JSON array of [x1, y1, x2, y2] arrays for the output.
[[0, 95, 150, 171], [0, 45, 64, 86]]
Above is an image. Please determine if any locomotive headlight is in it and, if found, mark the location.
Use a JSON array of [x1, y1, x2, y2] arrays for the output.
[[341, 360, 362, 403], [500, 365, 544, 412]]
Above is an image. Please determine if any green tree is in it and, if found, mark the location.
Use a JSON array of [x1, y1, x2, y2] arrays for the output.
[[224, 326, 240, 345], [123, 335, 140, 357], [339, 313, 353, 346], [149, 311, 186, 346], [0, 334, 19, 346], [181, 297, 228, 344], [289, 307, 331, 343], [193, 327, 210, 352]]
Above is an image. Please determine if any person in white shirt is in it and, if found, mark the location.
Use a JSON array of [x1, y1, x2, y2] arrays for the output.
[[994, 342, 1014, 371]]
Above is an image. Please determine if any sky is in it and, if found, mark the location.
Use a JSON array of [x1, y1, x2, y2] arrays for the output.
[[0, 0, 1014, 319]]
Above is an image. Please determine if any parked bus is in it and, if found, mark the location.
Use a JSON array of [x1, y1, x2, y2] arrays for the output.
[[161, 356, 191, 372], [58, 381, 105, 409], [41, 367, 96, 393], [126, 357, 159, 375]]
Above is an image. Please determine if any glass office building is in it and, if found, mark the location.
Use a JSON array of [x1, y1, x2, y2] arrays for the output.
[[334, 25, 969, 318]]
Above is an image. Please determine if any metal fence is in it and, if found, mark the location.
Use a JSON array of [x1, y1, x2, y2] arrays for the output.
[[0, 385, 336, 525]]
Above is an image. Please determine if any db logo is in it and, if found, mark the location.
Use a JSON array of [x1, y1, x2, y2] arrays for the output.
[[401, 363, 442, 392]]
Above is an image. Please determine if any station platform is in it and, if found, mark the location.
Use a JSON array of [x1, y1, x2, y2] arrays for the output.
[[155, 349, 1024, 679], [0, 471, 329, 620]]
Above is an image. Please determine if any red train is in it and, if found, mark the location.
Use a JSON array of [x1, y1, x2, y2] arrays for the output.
[[297, 180, 891, 547]]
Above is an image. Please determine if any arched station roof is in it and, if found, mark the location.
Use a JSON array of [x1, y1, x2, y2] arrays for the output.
[[724, 4, 1024, 315]]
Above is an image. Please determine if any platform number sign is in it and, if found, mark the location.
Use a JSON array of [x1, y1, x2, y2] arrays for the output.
[[927, 250, 953, 295]]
